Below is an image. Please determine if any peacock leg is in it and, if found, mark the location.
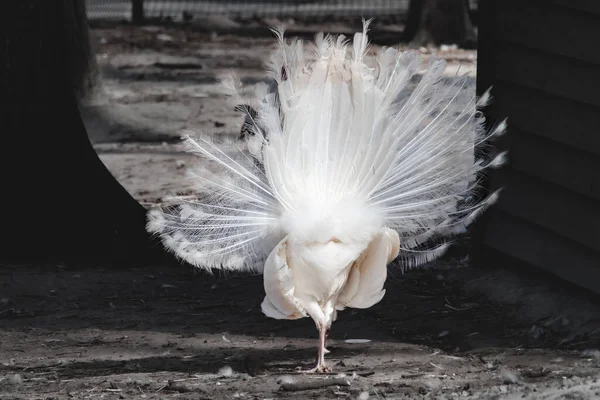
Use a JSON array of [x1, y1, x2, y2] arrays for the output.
[[301, 324, 331, 373]]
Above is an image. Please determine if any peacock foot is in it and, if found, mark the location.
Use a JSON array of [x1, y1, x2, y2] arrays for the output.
[[296, 362, 332, 374]]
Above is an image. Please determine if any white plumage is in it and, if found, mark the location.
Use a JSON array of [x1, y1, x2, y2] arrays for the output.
[[147, 20, 505, 372]]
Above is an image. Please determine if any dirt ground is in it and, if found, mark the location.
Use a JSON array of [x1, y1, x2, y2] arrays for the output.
[[2, 22, 600, 399], [2, 264, 600, 400]]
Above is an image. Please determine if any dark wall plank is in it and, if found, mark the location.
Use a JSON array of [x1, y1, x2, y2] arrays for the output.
[[493, 2, 600, 65], [485, 83, 600, 155], [475, 0, 496, 95], [494, 128, 600, 200], [490, 169, 600, 252], [472, 0, 600, 296], [483, 211, 600, 294], [550, 0, 600, 16], [493, 42, 600, 108]]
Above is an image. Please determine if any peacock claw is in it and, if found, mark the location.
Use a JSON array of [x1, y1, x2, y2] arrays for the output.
[[300, 365, 332, 374]]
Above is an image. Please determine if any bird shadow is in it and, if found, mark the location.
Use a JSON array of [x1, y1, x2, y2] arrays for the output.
[[0, 260, 546, 354]]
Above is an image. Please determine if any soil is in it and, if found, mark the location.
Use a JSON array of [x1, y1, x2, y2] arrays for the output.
[[2, 22, 599, 400], [2, 264, 600, 399]]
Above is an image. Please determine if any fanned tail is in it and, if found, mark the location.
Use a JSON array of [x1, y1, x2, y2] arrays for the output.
[[147, 132, 283, 272], [369, 65, 506, 268], [147, 20, 505, 273]]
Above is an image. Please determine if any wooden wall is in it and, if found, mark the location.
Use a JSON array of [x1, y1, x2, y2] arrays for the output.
[[473, 0, 600, 294]]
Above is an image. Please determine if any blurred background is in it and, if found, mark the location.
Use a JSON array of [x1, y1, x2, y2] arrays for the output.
[[84, 0, 479, 207], [86, 0, 477, 24]]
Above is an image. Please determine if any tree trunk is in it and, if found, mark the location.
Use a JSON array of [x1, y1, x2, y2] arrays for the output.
[[132, 0, 145, 25], [403, 0, 477, 48], [69, 0, 101, 100], [0, 1, 171, 267]]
